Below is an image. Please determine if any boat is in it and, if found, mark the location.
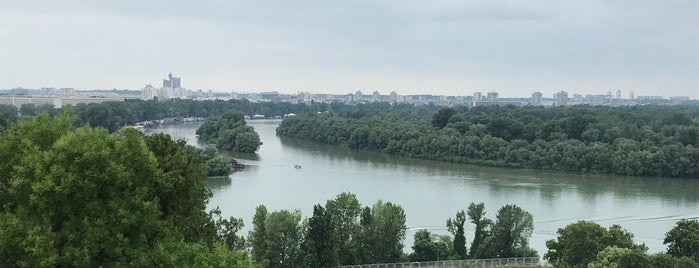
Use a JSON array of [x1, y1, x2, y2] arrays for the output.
[[294, 164, 302, 169]]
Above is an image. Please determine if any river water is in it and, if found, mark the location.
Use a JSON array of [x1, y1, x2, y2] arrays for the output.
[[146, 120, 699, 255]]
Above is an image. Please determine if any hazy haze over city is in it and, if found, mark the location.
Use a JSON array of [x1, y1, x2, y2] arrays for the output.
[[1, 0, 697, 98]]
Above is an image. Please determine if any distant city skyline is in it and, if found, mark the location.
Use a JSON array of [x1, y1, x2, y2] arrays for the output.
[[1, 1, 697, 98]]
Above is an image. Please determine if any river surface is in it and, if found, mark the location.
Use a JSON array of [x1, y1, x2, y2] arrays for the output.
[[146, 120, 699, 255]]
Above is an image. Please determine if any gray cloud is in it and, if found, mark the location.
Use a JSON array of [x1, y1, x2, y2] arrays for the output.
[[1, 0, 697, 98]]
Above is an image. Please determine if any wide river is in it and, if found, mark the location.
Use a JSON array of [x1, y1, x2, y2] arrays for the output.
[[146, 120, 698, 256]]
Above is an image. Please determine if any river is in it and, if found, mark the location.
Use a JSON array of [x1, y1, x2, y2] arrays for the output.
[[146, 120, 699, 255]]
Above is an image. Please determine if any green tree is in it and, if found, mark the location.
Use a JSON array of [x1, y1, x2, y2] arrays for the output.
[[446, 210, 468, 259], [264, 209, 302, 268], [491, 204, 535, 258], [236, 131, 263, 153], [432, 107, 455, 129], [370, 200, 407, 262], [0, 104, 18, 133], [0, 112, 247, 266], [649, 253, 699, 268], [144, 133, 213, 243], [545, 221, 645, 268], [410, 229, 451, 261], [664, 219, 699, 262], [325, 192, 362, 265], [301, 204, 337, 267], [206, 157, 233, 177], [248, 205, 269, 263], [587, 246, 650, 268], [467, 202, 493, 258]]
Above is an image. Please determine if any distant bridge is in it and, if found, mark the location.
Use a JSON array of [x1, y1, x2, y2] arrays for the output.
[[339, 257, 540, 268]]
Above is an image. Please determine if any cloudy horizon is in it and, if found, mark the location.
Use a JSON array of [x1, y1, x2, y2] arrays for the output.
[[1, 1, 697, 98]]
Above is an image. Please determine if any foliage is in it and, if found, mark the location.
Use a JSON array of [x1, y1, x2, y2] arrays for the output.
[[196, 111, 262, 153], [544, 221, 646, 268], [369, 200, 408, 262], [301, 204, 337, 267], [248, 205, 269, 263], [446, 210, 468, 259], [410, 230, 452, 261], [67, 98, 333, 133], [263, 209, 302, 267], [0, 112, 251, 266], [491, 204, 536, 258], [663, 219, 699, 262], [325, 192, 362, 265], [184, 145, 233, 177], [277, 105, 699, 178], [587, 246, 650, 268], [467, 202, 493, 258], [0, 104, 18, 133], [587, 247, 699, 268]]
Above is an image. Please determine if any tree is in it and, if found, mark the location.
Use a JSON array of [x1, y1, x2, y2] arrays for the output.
[[545, 221, 645, 268], [0, 112, 251, 266], [370, 200, 407, 262], [355, 206, 376, 264], [410, 229, 451, 261], [325, 192, 362, 265], [206, 157, 232, 177], [196, 111, 262, 153], [446, 210, 468, 259], [235, 131, 262, 153], [248, 205, 268, 263], [467, 202, 492, 258], [263, 209, 302, 268], [0, 104, 18, 133], [649, 253, 699, 268], [491, 204, 535, 258], [588, 246, 650, 268], [432, 107, 455, 129], [301, 204, 337, 267], [664, 219, 699, 262], [144, 133, 213, 243]]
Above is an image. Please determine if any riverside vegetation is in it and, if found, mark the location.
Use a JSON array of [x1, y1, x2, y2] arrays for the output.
[[1, 105, 698, 267], [277, 105, 699, 178]]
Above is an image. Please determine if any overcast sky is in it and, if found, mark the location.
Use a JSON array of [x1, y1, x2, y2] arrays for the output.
[[1, 0, 697, 98]]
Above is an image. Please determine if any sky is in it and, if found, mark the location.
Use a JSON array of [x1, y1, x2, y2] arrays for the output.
[[1, 0, 698, 98]]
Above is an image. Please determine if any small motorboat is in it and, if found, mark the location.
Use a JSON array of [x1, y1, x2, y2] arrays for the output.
[[294, 164, 302, 169]]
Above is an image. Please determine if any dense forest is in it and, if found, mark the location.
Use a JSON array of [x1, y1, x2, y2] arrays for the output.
[[1, 112, 697, 267], [196, 111, 263, 153], [277, 105, 699, 178]]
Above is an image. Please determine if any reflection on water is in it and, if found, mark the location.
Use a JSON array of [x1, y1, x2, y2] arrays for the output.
[[146, 119, 699, 254], [207, 177, 232, 190]]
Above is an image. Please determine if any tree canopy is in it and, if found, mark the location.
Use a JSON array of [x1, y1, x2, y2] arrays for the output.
[[196, 111, 262, 153], [277, 105, 699, 178], [0, 111, 251, 267]]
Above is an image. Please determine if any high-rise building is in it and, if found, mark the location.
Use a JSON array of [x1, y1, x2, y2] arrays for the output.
[[141, 84, 156, 100], [531, 92, 543, 106], [372, 91, 381, 102], [473, 92, 482, 101], [487, 92, 499, 101], [354, 91, 363, 102], [616, 90, 621, 100], [162, 73, 181, 89], [629, 91, 635, 100], [389, 91, 398, 103], [554, 91, 569, 106]]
